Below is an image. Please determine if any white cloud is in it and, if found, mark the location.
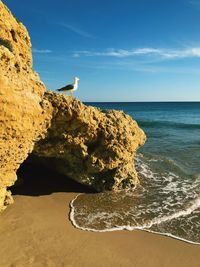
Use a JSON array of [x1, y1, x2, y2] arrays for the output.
[[60, 23, 95, 38], [73, 47, 200, 60], [190, 47, 200, 56], [32, 48, 52, 53]]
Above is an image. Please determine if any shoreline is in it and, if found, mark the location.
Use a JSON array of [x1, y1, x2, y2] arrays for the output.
[[70, 194, 200, 245], [1, 190, 200, 266]]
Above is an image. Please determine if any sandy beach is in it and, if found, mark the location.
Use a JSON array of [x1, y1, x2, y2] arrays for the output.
[[0, 167, 200, 267], [1, 1, 200, 267]]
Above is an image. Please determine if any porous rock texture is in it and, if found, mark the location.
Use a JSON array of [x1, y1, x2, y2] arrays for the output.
[[0, 1, 52, 211], [33, 92, 146, 192], [0, 1, 146, 211]]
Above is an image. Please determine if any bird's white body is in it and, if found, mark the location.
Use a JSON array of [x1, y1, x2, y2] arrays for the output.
[[57, 77, 80, 94], [71, 77, 79, 92]]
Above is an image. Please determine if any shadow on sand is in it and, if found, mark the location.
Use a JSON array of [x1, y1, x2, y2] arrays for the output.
[[10, 157, 94, 197]]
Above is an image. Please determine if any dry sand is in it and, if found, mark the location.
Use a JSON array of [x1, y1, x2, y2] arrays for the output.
[[1, 165, 200, 267]]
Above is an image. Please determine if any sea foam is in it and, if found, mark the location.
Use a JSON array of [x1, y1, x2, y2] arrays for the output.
[[69, 154, 200, 244]]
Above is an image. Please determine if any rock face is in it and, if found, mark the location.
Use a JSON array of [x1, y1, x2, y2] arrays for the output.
[[33, 92, 146, 191], [0, 1, 146, 211], [0, 1, 52, 211]]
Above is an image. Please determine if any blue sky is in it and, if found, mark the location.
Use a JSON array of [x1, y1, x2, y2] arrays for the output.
[[3, 0, 200, 101]]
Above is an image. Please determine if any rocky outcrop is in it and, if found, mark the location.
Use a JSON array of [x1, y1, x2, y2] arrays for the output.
[[33, 92, 146, 191], [0, 1, 52, 211], [0, 1, 146, 211]]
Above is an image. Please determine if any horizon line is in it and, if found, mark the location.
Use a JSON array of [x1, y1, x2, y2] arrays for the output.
[[84, 100, 200, 103]]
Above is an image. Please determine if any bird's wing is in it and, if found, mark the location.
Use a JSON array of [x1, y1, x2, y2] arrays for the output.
[[57, 84, 74, 91]]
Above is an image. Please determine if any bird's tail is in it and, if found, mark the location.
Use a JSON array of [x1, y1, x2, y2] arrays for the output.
[[56, 88, 63, 91]]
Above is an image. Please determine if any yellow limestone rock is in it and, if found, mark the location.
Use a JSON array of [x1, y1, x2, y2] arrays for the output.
[[0, 1, 146, 211], [0, 1, 52, 211], [33, 92, 146, 192]]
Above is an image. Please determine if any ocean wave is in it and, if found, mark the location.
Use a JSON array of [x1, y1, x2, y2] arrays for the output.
[[137, 120, 200, 130], [143, 196, 200, 228], [69, 153, 200, 244], [70, 194, 200, 246]]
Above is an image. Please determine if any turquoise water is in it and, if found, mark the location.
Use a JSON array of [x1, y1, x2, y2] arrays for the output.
[[70, 102, 200, 244]]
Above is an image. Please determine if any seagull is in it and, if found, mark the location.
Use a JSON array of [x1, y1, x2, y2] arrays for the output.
[[57, 77, 80, 94]]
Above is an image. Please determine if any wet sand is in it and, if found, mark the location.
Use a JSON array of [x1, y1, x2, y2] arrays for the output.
[[1, 165, 200, 267]]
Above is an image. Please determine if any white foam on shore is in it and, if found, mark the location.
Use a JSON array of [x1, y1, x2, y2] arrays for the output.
[[69, 194, 200, 245], [69, 154, 200, 245], [143, 229, 200, 245]]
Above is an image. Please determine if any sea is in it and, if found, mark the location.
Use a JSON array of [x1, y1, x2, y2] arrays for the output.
[[70, 102, 200, 244]]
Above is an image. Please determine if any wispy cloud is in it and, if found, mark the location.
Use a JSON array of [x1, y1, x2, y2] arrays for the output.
[[32, 48, 52, 53], [59, 23, 95, 38], [188, 0, 200, 7], [67, 58, 200, 74], [73, 47, 200, 60]]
